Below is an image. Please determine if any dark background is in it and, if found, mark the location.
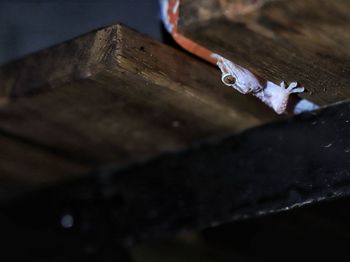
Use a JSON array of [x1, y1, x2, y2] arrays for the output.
[[0, 0, 161, 65]]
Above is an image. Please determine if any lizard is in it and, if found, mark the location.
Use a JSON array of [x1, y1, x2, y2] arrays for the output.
[[159, 0, 319, 115]]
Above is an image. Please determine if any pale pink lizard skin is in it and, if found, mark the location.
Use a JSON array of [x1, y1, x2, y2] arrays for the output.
[[160, 0, 319, 115], [217, 57, 306, 114]]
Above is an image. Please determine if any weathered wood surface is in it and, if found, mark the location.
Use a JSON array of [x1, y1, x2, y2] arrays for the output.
[[4, 100, 350, 248], [0, 24, 277, 199], [178, 0, 350, 105]]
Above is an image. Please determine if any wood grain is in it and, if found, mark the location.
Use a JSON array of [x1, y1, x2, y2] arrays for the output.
[[0, 24, 278, 198], [178, 0, 350, 105]]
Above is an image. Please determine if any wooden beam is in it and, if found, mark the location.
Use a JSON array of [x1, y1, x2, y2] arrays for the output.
[[0, 24, 278, 198], [4, 100, 350, 244], [178, 0, 350, 105]]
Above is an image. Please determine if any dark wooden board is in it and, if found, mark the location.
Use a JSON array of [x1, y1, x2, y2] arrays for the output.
[[178, 0, 350, 105], [0, 24, 278, 198], [4, 100, 350, 248]]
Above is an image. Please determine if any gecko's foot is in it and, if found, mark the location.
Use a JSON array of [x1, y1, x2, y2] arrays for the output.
[[280, 81, 305, 94]]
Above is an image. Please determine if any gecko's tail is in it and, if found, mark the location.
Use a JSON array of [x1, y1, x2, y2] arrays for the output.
[[159, 0, 174, 33]]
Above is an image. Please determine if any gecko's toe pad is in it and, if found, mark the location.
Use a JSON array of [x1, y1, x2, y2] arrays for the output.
[[280, 81, 305, 94]]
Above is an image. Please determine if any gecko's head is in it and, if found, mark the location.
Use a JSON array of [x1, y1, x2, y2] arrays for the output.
[[221, 72, 252, 94], [217, 57, 261, 94]]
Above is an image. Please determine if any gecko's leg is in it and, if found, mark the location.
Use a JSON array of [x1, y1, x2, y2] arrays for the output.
[[280, 81, 319, 114], [260, 81, 305, 114], [280, 81, 305, 94]]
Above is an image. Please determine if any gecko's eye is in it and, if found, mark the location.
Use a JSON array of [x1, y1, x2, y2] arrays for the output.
[[222, 74, 236, 86]]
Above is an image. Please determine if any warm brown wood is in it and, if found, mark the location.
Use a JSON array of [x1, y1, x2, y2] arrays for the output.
[[0, 133, 88, 200], [0, 24, 278, 198], [178, 0, 350, 105]]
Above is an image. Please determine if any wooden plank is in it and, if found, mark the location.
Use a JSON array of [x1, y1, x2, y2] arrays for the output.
[[178, 0, 350, 105], [0, 24, 278, 197], [5, 100, 350, 245], [0, 132, 87, 200]]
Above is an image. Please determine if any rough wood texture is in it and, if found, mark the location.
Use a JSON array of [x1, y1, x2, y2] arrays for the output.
[[178, 0, 350, 105], [0, 24, 278, 198], [4, 100, 350, 249]]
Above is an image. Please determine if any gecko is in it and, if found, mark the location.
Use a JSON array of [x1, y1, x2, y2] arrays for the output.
[[159, 0, 319, 115]]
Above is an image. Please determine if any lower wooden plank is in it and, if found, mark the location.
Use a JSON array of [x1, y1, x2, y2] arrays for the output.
[[3, 101, 350, 244]]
